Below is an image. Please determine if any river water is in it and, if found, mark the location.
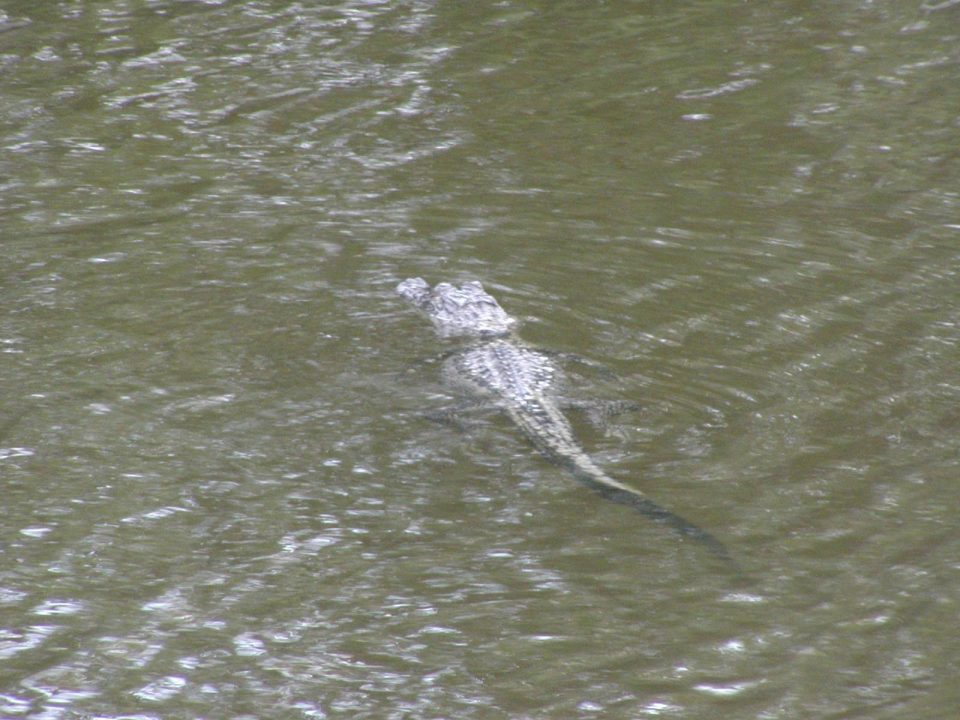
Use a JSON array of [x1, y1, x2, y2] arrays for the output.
[[2, 1, 959, 718]]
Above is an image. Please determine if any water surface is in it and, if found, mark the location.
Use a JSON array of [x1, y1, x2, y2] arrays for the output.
[[2, 1, 959, 718]]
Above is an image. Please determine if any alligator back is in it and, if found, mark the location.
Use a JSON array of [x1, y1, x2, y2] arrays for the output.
[[444, 339, 559, 402], [398, 278, 733, 563]]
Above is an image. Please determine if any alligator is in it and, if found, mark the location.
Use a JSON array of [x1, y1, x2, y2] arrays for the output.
[[396, 277, 730, 560]]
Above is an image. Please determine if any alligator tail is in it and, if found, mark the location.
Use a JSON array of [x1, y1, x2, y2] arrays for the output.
[[557, 452, 731, 561], [508, 403, 734, 563], [569, 461, 732, 562]]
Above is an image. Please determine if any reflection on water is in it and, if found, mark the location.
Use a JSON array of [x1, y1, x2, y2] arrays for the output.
[[2, 1, 958, 718]]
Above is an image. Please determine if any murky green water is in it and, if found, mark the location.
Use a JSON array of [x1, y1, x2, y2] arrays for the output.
[[3, 1, 959, 717]]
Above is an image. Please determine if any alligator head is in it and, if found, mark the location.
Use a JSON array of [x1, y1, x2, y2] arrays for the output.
[[396, 277, 517, 338]]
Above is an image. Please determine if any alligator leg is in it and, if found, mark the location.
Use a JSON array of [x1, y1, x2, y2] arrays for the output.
[[424, 399, 499, 431], [539, 350, 617, 379], [558, 398, 643, 438], [403, 347, 464, 373], [560, 398, 642, 420]]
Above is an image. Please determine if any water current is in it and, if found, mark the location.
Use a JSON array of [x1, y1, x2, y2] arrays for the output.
[[2, 1, 959, 718]]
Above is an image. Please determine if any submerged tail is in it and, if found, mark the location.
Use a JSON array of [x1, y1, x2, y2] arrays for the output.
[[569, 461, 732, 562], [563, 454, 733, 562], [508, 403, 733, 562]]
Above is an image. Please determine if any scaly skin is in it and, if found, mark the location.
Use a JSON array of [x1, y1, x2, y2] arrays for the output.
[[397, 278, 730, 560]]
